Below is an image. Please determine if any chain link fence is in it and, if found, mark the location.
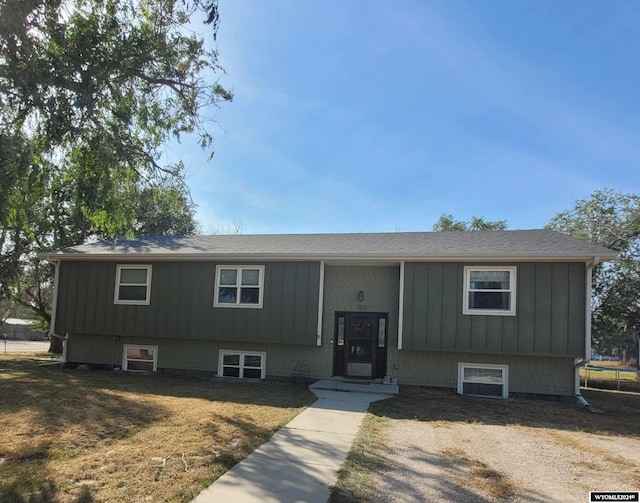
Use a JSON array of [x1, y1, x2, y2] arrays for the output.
[[581, 365, 640, 392]]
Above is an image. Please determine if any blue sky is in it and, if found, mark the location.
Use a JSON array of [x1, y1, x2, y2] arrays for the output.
[[175, 0, 640, 234]]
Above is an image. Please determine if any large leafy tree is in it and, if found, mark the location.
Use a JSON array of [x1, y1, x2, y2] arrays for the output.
[[0, 0, 230, 348], [432, 214, 508, 232], [547, 189, 640, 365]]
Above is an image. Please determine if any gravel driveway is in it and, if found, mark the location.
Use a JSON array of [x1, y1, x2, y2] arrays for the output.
[[369, 390, 640, 503]]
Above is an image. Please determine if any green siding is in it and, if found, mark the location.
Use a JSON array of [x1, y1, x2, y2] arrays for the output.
[[402, 262, 586, 358], [426, 263, 443, 348], [65, 333, 330, 376], [60, 260, 581, 396], [65, 334, 577, 396], [391, 350, 576, 396], [402, 264, 416, 349], [440, 264, 458, 351], [56, 261, 321, 346]]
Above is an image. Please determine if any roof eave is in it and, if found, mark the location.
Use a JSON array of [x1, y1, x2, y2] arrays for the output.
[[38, 251, 618, 263]]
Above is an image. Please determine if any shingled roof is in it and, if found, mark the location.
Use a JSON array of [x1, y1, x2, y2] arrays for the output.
[[40, 229, 616, 262]]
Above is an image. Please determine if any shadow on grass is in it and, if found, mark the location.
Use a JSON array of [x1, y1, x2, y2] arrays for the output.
[[0, 356, 315, 502], [368, 386, 640, 437], [0, 356, 314, 421], [0, 480, 93, 503], [0, 358, 170, 436]]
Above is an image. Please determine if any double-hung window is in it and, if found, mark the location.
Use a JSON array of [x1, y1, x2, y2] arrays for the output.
[[214, 265, 265, 308], [463, 266, 516, 316], [114, 265, 152, 305]]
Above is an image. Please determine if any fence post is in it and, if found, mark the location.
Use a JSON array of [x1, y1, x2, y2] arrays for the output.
[[585, 367, 589, 389]]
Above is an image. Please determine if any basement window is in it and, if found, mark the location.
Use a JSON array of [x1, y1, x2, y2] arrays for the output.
[[218, 350, 266, 379], [457, 363, 509, 399], [123, 345, 158, 372]]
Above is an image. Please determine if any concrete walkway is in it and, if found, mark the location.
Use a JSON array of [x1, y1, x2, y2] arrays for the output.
[[191, 384, 394, 503]]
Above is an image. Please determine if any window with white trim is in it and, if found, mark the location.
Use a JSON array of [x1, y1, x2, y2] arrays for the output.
[[218, 350, 266, 379], [123, 344, 158, 372], [457, 363, 508, 399], [463, 266, 516, 316], [114, 265, 152, 305], [214, 265, 265, 308]]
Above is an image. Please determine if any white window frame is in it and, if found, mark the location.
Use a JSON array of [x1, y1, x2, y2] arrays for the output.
[[457, 363, 509, 399], [122, 344, 158, 372], [114, 264, 152, 305], [463, 266, 517, 316], [214, 265, 265, 309], [218, 350, 266, 379]]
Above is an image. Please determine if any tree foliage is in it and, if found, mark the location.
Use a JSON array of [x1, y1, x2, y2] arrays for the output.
[[432, 214, 508, 232], [0, 0, 230, 344], [547, 189, 640, 363]]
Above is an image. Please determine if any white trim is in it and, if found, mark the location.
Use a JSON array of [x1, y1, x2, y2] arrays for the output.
[[457, 362, 509, 399], [114, 264, 152, 305], [214, 265, 265, 309], [62, 333, 68, 363], [462, 266, 517, 316], [122, 344, 158, 372], [49, 260, 60, 336], [398, 261, 405, 350], [317, 261, 325, 346], [585, 257, 599, 361], [218, 350, 266, 379]]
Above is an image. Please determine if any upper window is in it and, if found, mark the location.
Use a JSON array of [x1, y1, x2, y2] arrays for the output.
[[214, 265, 265, 308], [114, 265, 152, 305], [463, 266, 516, 316]]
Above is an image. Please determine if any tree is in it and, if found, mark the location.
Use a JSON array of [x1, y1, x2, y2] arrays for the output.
[[0, 0, 231, 350], [134, 177, 199, 236], [432, 214, 508, 232], [547, 189, 640, 366]]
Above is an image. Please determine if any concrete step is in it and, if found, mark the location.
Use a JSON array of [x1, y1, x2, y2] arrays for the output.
[[310, 379, 399, 396]]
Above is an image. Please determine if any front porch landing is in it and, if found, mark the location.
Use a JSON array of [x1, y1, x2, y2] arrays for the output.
[[310, 379, 399, 396]]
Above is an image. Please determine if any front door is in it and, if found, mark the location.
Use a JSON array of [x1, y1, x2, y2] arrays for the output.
[[333, 312, 388, 379]]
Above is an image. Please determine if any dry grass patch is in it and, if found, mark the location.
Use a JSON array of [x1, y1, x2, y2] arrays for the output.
[[441, 447, 519, 500], [328, 414, 389, 503], [0, 355, 315, 503]]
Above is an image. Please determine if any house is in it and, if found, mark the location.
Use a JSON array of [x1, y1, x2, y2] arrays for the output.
[[1, 318, 47, 341], [40, 229, 616, 398]]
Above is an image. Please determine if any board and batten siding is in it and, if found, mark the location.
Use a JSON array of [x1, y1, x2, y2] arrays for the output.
[[55, 261, 321, 345], [402, 262, 586, 357]]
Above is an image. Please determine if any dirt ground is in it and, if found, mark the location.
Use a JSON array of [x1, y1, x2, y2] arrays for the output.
[[371, 393, 640, 502]]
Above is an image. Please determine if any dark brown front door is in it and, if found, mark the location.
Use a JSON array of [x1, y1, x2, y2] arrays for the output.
[[333, 312, 388, 379]]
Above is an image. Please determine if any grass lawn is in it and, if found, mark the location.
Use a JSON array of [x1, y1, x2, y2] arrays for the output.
[[581, 367, 639, 381], [0, 354, 315, 503], [330, 387, 640, 502]]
